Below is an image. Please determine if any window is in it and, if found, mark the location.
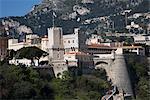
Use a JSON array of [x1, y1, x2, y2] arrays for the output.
[[68, 40, 70, 43], [71, 47, 73, 51], [1, 49, 3, 55], [73, 47, 75, 51], [57, 54, 60, 58], [98, 39, 101, 42], [72, 40, 74, 43], [71, 47, 75, 51]]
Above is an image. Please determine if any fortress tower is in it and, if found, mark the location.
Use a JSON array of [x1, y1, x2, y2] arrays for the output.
[[111, 54, 133, 97], [48, 27, 68, 77], [93, 50, 133, 98]]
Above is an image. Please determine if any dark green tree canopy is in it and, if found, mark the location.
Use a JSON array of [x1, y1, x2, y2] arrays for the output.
[[15, 46, 48, 60], [14, 46, 48, 66]]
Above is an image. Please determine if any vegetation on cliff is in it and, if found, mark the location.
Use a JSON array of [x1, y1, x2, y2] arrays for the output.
[[0, 61, 110, 100], [0, 0, 149, 35], [125, 55, 150, 100]]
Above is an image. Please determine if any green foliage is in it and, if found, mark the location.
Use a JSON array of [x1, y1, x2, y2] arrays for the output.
[[0, 64, 54, 99], [125, 55, 150, 100], [50, 69, 110, 100], [0, 62, 110, 99], [16, 46, 47, 59], [13, 81, 36, 98], [15, 46, 48, 65], [7, 49, 16, 60], [137, 77, 150, 99]]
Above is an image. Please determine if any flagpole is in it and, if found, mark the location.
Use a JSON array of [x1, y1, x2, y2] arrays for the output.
[[52, 0, 55, 28], [52, 11, 55, 28]]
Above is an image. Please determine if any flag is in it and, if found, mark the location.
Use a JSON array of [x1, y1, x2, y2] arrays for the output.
[[77, 17, 80, 22], [53, 11, 57, 17]]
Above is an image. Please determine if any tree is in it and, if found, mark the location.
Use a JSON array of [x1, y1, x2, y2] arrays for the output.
[[13, 81, 36, 99], [49, 70, 111, 100], [6, 49, 16, 60], [0, 63, 54, 99], [125, 55, 150, 99], [15, 46, 48, 66]]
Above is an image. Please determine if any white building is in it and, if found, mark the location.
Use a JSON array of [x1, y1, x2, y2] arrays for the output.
[[63, 28, 87, 53], [41, 35, 49, 52], [133, 35, 150, 45], [8, 34, 48, 66], [115, 46, 145, 56], [126, 22, 140, 29], [8, 34, 41, 51], [8, 26, 146, 81], [8, 39, 28, 51], [64, 52, 93, 68], [86, 34, 104, 45]]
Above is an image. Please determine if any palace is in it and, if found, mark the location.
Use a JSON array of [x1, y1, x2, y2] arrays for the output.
[[8, 26, 146, 98]]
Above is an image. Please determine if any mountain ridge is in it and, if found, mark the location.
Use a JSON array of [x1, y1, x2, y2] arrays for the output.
[[0, 0, 149, 36]]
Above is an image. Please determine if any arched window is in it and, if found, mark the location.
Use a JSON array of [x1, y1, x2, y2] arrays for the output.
[[95, 61, 108, 66]]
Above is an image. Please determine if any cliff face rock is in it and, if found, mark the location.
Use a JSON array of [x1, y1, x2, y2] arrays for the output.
[[81, 0, 94, 4], [2, 20, 20, 28], [0, 0, 148, 35], [16, 25, 33, 34], [73, 5, 90, 16]]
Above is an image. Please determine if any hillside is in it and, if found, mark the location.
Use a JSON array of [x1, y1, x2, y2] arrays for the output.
[[0, 0, 149, 36]]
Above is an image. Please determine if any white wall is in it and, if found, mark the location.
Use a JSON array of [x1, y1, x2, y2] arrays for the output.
[[9, 58, 38, 66], [93, 53, 115, 59], [115, 48, 123, 54], [41, 38, 49, 52], [8, 42, 27, 51], [26, 34, 39, 40], [63, 33, 79, 50]]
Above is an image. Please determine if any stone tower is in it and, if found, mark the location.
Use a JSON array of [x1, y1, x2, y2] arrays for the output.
[[111, 54, 133, 97], [48, 27, 68, 77], [76, 28, 87, 52]]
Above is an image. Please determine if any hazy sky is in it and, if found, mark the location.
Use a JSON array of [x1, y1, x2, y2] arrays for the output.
[[0, 0, 41, 18]]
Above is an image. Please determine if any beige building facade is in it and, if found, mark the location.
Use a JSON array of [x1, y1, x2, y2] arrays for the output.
[[0, 36, 8, 61]]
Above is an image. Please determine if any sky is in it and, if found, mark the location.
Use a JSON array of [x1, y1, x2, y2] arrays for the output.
[[0, 0, 41, 18]]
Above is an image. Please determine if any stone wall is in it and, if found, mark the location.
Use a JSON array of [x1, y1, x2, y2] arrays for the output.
[[110, 55, 133, 96], [94, 54, 133, 96]]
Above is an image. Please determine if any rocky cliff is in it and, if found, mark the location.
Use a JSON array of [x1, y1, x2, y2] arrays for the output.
[[0, 0, 149, 36]]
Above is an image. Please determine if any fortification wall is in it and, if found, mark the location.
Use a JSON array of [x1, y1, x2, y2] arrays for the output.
[[110, 55, 133, 96], [93, 53, 133, 96]]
